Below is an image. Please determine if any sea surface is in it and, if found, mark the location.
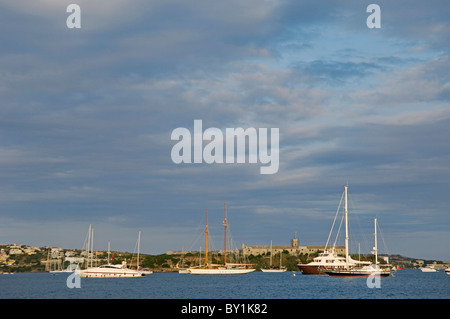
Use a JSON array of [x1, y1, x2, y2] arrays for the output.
[[0, 269, 449, 299]]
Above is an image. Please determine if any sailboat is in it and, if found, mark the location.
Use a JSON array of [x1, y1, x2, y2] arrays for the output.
[[325, 217, 391, 277], [261, 241, 287, 272], [75, 226, 145, 278], [135, 231, 152, 275], [188, 204, 255, 275], [298, 186, 371, 275], [45, 248, 73, 274], [176, 249, 190, 274]]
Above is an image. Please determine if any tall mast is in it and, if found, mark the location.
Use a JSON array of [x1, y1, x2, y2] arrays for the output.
[[86, 224, 91, 269], [279, 247, 282, 268], [137, 231, 141, 270], [223, 202, 227, 265], [344, 185, 349, 266], [270, 240, 273, 267], [90, 226, 94, 267], [107, 241, 111, 264], [205, 209, 208, 267], [374, 218, 378, 265]]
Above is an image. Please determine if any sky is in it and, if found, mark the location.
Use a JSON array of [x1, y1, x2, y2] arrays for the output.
[[0, 0, 449, 261]]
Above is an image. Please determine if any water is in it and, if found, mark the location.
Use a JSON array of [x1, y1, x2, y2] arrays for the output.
[[0, 270, 448, 299]]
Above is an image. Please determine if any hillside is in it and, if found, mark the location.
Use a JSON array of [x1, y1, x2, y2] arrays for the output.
[[0, 243, 447, 273]]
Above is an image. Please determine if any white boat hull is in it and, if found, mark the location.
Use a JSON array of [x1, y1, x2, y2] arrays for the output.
[[326, 269, 391, 277], [420, 268, 437, 272], [188, 268, 255, 275], [261, 268, 287, 273], [76, 264, 145, 278], [77, 269, 145, 278]]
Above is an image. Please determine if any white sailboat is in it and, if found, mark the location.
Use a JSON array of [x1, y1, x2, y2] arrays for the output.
[[135, 231, 152, 275], [75, 225, 145, 278], [178, 268, 190, 274], [188, 204, 255, 275], [261, 241, 287, 272], [46, 248, 72, 274], [420, 265, 438, 272], [176, 249, 190, 274], [298, 186, 371, 275], [325, 217, 391, 277], [76, 261, 145, 278]]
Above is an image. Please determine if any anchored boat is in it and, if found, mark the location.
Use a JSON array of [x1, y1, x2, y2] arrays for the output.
[[325, 218, 391, 277], [298, 186, 371, 275], [76, 225, 146, 278], [188, 203, 255, 275], [261, 241, 287, 273]]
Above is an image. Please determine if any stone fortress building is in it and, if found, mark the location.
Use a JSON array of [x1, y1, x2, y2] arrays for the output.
[[240, 237, 345, 257]]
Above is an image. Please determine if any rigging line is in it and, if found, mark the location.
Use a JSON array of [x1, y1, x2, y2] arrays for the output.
[[184, 216, 213, 253], [348, 194, 370, 255], [188, 229, 205, 252], [82, 228, 89, 252], [325, 190, 344, 250], [377, 219, 390, 256], [333, 209, 345, 248], [225, 224, 239, 263]]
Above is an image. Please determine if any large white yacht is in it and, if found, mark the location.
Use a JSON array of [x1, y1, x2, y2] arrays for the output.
[[298, 186, 372, 275], [298, 249, 370, 275], [76, 261, 145, 278]]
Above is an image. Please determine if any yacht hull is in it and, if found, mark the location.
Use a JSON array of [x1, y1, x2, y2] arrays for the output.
[[297, 265, 328, 275], [188, 268, 255, 275], [76, 267, 145, 278], [261, 269, 287, 273], [326, 271, 390, 277], [420, 268, 437, 272]]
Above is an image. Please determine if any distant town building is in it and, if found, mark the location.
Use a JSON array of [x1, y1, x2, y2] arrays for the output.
[[49, 247, 64, 259], [23, 247, 39, 255], [167, 235, 346, 257], [241, 244, 345, 256], [9, 248, 23, 255]]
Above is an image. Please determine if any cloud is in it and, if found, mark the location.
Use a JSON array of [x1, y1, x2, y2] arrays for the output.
[[0, 0, 449, 259], [294, 60, 384, 85]]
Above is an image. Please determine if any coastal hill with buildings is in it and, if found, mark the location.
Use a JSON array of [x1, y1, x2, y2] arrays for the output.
[[2, 236, 449, 273], [166, 237, 347, 261]]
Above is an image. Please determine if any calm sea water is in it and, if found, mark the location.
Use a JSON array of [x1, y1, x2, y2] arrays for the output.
[[0, 269, 448, 299]]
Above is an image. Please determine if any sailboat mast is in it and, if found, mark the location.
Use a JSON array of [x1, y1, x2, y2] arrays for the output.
[[344, 186, 349, 265], [280, 249, 282, 268], [205, 209, 208, 267], [137, 231, 141, 270], [107, 241, 110, 264], [270, 240, 273, 266], [89, 226, 94, 268], [224, 202, 227, 265], [86, 224, 91, 269], [374, 218, 378, 265]]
